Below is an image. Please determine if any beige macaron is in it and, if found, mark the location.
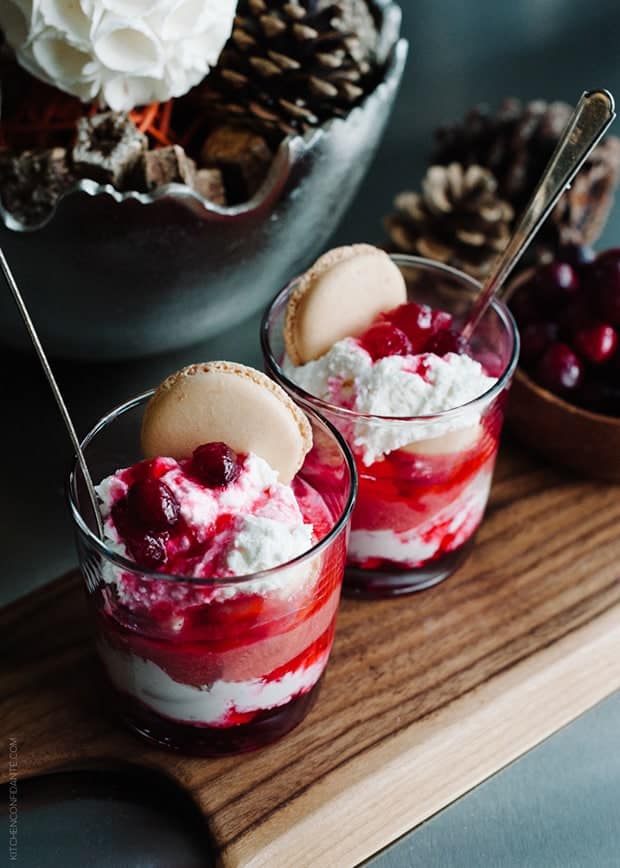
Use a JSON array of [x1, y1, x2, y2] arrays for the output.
[[402, 424, 482, 456], [284, 244, 407, 365], [141, 362, 313, 484]]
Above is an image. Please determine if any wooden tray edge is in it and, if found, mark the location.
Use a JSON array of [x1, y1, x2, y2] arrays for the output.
[[224, 604, 620, 868]]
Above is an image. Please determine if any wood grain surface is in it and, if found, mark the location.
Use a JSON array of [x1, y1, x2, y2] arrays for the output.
[[2, 443, 620, 868]]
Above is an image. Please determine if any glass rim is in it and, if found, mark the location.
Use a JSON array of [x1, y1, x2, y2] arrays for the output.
[[260, 253, 520, 425], [67, 389, 358, 587]]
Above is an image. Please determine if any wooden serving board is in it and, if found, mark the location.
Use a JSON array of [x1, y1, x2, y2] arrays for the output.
[[2, 443, 620, 868]]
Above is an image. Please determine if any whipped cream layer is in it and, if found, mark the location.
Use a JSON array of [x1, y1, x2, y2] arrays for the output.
[[284, 339, 497, 465], [96, 452, 316, 601], [348, 470, 492, 567], [99, 640, 329, 726]]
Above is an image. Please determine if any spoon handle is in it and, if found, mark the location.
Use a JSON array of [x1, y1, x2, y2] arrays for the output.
[[462, 89, 616, 340], [0, 247, 104, 539]]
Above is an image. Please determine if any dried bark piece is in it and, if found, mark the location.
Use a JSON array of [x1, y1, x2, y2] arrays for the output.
[[72, 112, 147, 187], [193, 168, 227, 205], [0, 147, 76, 225], [133, 145, 197, 192], [200, 125, 273, 202]]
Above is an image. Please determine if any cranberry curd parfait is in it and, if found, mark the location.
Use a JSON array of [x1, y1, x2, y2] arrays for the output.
[[262, 246, 519, 596], [71, 362, 355, 754]]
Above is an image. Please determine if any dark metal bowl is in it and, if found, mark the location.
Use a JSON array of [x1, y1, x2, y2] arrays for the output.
[[0, 2, 407, 360]]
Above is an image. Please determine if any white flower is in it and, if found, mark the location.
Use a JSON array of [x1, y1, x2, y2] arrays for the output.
[[92, 15, 163, 75], [0, 0, 237, 110], [39, 0, 92, 44]]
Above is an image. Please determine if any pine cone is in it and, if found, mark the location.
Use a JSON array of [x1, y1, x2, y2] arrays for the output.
[[433, 98, 620, 252], [193, 0, 380, 141], [551, 136, 620, 247], [385, 163, 514, 280]]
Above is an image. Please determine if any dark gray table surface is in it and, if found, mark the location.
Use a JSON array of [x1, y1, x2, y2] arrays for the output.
[[2, 1, 620, 865]]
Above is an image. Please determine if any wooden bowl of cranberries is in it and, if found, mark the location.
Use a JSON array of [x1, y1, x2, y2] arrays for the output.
[[507, 244, 620, 482]]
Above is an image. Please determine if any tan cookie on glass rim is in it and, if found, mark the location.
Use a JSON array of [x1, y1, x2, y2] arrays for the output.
[[284, 244, 407, 365], [141, 362, 312, 484]]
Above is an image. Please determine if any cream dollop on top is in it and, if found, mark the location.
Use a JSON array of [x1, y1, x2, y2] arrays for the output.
[[0, 0, 237, 110], [96, 451, 313, 583], [284, 338, 498, 464]]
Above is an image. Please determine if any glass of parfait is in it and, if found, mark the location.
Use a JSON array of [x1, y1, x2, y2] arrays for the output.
[[69, 393, 356, 756], [262, 255, 519, 597]]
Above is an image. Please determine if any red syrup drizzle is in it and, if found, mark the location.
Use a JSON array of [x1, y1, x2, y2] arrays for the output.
[[345, 301, 506, 574]]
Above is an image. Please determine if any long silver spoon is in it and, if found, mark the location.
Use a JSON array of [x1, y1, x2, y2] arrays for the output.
[[462, 89, 616, 341], [0, 247, 104, 538]]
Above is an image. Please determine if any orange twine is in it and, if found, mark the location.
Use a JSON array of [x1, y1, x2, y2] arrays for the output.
[[1, 81, 179, 151], [129, 100, 175, 147], [1, 79, 85, 149]]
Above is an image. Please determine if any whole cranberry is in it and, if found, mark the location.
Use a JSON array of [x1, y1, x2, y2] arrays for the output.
[[604, 385, 620, 417], [557, 244, 596, 268], [509, 282, 541, 325], [520, 321, 557, 365], [128, 533, 168, 570], [388, 302, 451, 351], [473, 350, 505, 377], [604, 343, 620, 375], [535, 343, 584, 393], [111, 497, 132, 538], [430, 308, 453, 333], [577, 378, 620, 417], [193, 442, 241, 488], [535, 262, 580, 309], [127, 478, 180, 531], [573, 323, 618, 365], [558, 296, 591, 339], [360, 322, 413, 361], [576, 378, 603, 413], [589, 259, 620, 327], [424, 328, 469, 356], [594, 247, 620, 265]]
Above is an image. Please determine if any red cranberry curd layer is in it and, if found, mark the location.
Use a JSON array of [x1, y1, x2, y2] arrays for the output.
[[94, 444, 341, 728], [284, 302, 501, 569]]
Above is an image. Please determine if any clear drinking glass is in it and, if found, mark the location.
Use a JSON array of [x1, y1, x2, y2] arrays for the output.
[[69, 392, 356, 756], [262, 255, 519, 597]]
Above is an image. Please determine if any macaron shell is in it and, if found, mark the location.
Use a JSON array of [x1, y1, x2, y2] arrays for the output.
[[401, 424, 481, 456], [285, 244, 407, 364], [141, 362, 312, 484]]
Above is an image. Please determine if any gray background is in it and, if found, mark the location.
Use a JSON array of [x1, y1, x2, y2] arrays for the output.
[[2, 0, 620, 865]]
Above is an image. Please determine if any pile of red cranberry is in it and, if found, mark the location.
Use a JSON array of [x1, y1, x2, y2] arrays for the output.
[[111, 442, 241, 570], [510, 245, 620, 417], [358, 302, 466, 361]]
